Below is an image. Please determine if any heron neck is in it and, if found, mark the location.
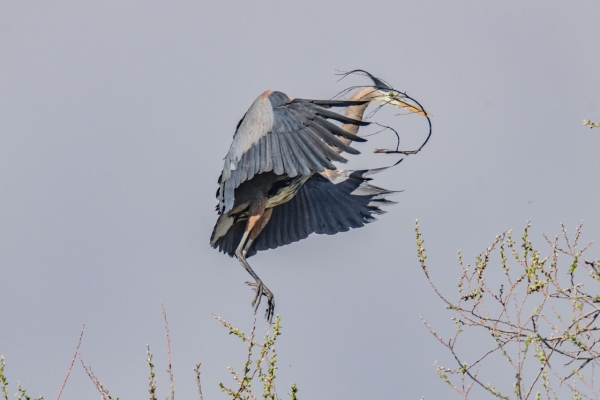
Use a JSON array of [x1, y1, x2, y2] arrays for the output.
[[338, 87, 375, 145]]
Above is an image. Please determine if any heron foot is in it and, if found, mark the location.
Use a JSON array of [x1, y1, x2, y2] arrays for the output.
[[245, 279, 275, 323]]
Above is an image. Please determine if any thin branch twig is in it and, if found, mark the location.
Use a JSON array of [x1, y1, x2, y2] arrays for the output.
[[193, 363, 204, 400], [56, 324, 85, 400], [162, 303, 175, 400]]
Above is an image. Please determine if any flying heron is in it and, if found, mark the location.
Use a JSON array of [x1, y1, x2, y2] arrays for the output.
[[210, 71, 427, 321]]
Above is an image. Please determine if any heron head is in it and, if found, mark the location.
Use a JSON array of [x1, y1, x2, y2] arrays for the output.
[[369, 88, 429, 117], [343, 69, 429, 117]]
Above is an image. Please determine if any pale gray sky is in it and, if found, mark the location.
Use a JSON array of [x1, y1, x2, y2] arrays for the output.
[[1, 1, 600, 399]]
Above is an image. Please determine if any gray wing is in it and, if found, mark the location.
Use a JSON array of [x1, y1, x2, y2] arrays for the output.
[[211, 168, 398, 257], [216, 91, 369, 214]]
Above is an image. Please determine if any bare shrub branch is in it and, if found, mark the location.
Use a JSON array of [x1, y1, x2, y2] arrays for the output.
[[161, 303, 175, 400], [214, 314, 296, 400], [147, 345, 157, 400], [1, 357, 44, 400], [80, 357, 116, 400], [193, 363, 204, 400], [417, 220, 600, 399], [0, 356, 9, 400], [56, 324, 85, 400]]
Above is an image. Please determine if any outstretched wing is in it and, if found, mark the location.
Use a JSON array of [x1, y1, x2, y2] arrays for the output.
[[212, 167, 398, 257], [217, 91, 370, 214]]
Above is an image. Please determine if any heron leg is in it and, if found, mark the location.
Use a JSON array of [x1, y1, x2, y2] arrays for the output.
[[235, 200, 275, 322], [243, 207, 273, 256]]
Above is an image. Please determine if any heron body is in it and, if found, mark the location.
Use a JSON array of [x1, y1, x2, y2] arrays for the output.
[[210, 78, 425, 321]]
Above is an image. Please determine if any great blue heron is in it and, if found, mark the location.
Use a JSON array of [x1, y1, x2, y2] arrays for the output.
[[210, 72, 427, 321]]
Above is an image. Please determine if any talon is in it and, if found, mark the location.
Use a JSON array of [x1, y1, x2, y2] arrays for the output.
[[261, 287, 275, 324], [244, 279, 275, 322]]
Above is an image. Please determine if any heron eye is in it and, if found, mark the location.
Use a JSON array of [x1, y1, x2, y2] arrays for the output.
[[388, 92, 395, 98]]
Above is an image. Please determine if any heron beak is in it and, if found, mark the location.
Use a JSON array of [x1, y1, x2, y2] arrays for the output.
[[384, 96, 430, 117]]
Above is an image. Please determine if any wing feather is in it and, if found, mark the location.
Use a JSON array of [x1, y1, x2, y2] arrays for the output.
[[302, 127, 347, 165], [260, 135, 271, 173], [286, 129, 323, 174], [211, 167, 399, 257], [295, 99, 369, 108], [269, 130, 284, 175], [313, 106, 370, 127], [246, 168, 398, 256], [312, 115, 367, 143], [309, 118, 361, 155], [216, 91, 370, 213], [277, 132, 298, 177]]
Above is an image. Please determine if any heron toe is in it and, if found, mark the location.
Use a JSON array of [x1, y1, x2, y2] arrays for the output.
[[246, 280, 275, 323]]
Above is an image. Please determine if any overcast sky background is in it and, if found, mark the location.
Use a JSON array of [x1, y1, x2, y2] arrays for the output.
[[1, 1, 600, 399]]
